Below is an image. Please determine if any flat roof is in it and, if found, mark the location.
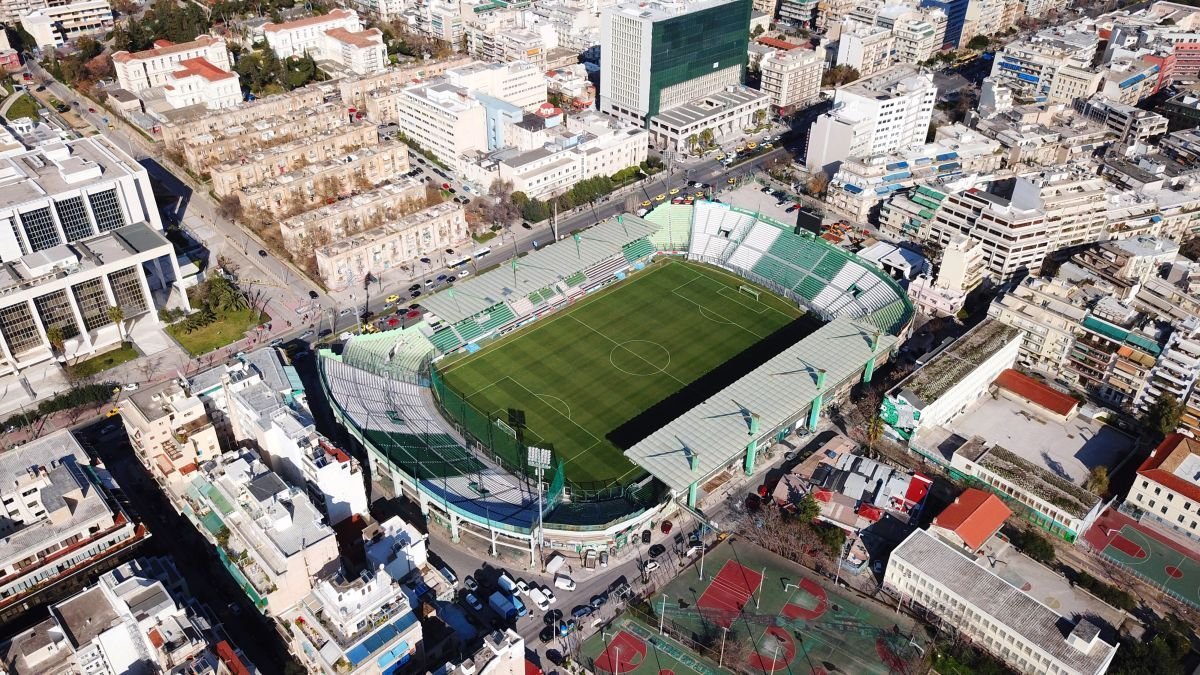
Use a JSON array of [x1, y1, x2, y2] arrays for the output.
[[892, 529, 1117, 675], [653, 87, 768, 129], [626, 316, 896, 494], [892, 319, 1022, 405]]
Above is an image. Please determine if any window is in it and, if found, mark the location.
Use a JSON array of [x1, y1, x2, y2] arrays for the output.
[[107, 267, 147, 316], [54, 197, 93, 242], [34, 290, 80, 339], [88, 189, 126, 232], [0, 304, 43, 354], [71, 278, 112, 332], [19, 206, 60, 252]]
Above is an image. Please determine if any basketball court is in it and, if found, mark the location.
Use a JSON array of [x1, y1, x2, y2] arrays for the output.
[[649, 540, 925, 675], [583, 615, 726, 675], [1082, 507, 1200, 609]]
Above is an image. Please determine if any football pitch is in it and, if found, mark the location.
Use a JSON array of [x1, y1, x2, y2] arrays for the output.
[[435, 258, 803, 488]]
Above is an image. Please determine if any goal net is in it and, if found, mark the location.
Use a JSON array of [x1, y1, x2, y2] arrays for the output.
[[738, 285, 760, 301]]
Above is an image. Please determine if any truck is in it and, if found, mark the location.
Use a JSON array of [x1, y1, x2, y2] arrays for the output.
[[488, 591, 518, 621], [545, 552, 566, 575]]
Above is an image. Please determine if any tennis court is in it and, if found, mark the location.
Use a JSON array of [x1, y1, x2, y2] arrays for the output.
[[1083, 507, 1200, 609], [651, 540, 925, 674]]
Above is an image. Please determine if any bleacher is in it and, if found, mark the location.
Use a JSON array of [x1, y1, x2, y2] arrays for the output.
[[428, 327, 463, 353], [564, 271, 586, 287], [341, 325, 437, 384], [646, 205, 693, 251], [623, 238, 654, 263], [452, 303, 516, 342], [751, 255, 805, 290]]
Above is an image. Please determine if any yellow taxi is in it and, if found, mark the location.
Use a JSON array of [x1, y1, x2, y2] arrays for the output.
[[726, 177, 736, 184], [654, 193, 666, 201], [385, 294, 400, 304], [716, 153, 726, 160], [747, 142, 758, 150], [764, 143, 774, 149], [736, 145, 746, 153], [668, 187, 680, 195], [105, 407, 121, 418], [641, 200, 652, 207], [694, 191, 705, 198]]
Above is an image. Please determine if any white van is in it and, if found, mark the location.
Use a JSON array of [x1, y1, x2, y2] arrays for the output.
[[528, 587, 551, 611], [553, 574, 576, 591], [497, 572, 518, 594]]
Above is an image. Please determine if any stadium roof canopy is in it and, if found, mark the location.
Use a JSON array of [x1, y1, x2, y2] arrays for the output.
[[625, 316, 898, 495], [421, 216, 657, 324]]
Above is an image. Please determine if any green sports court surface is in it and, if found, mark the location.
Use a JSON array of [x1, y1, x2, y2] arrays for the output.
[[435, 258, 802, 488]]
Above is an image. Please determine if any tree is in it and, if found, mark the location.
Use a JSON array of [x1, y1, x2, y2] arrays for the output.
[[967, 35, 990, 50], [46, 326, 66, 358], [217, 195, 244, 222], [1009, 528, 1055, 564], [751, 24, 765, 38], [796, 494, 820, 521], [1143, 393, 1184, 439], [865, 414, 884, 453], [806, 171, 830, 196], [821, 64, 860, 87], [1085, 466, 1109, 496], [107, 305, 125, 343], [700, 128, 715, 149]]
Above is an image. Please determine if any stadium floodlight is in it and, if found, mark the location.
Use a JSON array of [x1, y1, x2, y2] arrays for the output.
[[528, 446, 552, 557]]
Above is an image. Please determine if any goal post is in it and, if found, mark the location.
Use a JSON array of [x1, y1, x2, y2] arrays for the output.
[[738, 285, 760, 301]]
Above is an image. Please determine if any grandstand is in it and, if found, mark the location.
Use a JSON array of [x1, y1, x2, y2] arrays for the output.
[[648, 203, 914, 335]]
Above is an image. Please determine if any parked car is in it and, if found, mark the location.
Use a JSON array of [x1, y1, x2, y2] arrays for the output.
[[464, 592, 483, 611], [539, 626, 555, 643], [464, 576, 478, 592], [647, 544, 665, 559], [439, 566, 457, 585], [553, 575, 576, 591], [516, 579, 531, 596], [529, 587, 551, 611], [589, 593, 607, 609], [641, 560, 660, 573], [570, 605, 593, 619], [540, 585, 557, 605], [641, 530, 652, 544], [298, 330, 314, 339], [308, 290, 319, 299]]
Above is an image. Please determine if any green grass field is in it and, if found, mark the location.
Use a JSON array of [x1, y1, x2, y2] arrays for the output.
[[436, 258, 802, 488]]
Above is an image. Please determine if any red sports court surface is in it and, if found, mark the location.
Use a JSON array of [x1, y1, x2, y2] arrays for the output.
[[1082, 507, 1200, 609], [696, 560, 763, 626]]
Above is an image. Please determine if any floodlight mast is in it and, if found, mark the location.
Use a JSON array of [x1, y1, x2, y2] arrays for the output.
[[528, 446, 552, 567]]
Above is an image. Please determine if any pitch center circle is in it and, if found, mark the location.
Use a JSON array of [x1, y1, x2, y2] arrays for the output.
[[609, 340, 671, 376]]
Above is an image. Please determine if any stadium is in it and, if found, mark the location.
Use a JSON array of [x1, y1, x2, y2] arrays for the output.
[[319, 200, 913, 562]]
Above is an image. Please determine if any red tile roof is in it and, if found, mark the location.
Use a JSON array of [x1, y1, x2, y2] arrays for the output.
[[264, 8, 353, 33], [112, 35, 222, 64], [993, 369, 1078, 417], [1138, 434, 1200, 503], [757, 37, 801, 50], [147, 628, 164, 648], [324, 26, 382, 49], [933, 488, 1011, 551], [172, 57, 236, 82]]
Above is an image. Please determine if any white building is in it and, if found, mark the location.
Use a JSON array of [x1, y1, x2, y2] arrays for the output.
[[806, 64, 937, 174], [189, 348, 369, 525], [112, 35, 233, 95], [1130, 433, 1200, 541], [395, 81, 488, 171], [264, 9, 387, 75], [759, 47, 824, 114], [445, 60, 547, 111], [20, 0, 112, 48], [0, 556, 255, 674], [364, 516, 429, 581], [885, 529, 1118, 675], [0, 137, 188, 412], [835, 20, 895, 77], [283, 567, 423, 675], [0, 430, 146, 615], [907, 233, 986, 317]]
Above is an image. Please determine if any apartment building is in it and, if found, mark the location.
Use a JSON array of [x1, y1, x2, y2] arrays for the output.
[[21, 0, 112, 48], [849, 3, 947, 65], [188, 348, 368, 526], [1135, 324, 1200, 438], [264, 9, 386, 75], [0, 556, 254, 674], [1067, 308, 1161, 409], [1135, 260, 1200, 326], [988, 275, 1087, 375], [806, 64, 937, 173], [315, 201, 469, 290], [759, 47, 824, 114], [443, 629, 526, 675], [159, 85, 326, 150], [395, 81, 489, 171], [210, 122, 378, 198], [282, 567, 423, 674], [238, 143, 412, 218], [339, 56, 474, 110], [885, 529, 1118, 675], [1097, 54, 1163, 105], [0, 430, 146, 614], [826, 125, 1001, 222], [834, 21, 896, 78], [1130, 434, 1200, 540], [445, 60, 547, 111], [0, 138, 187, 389], [280, 179, 428, 256], [463, 110, 649, 200], [927, 169, 1107, 283], [120, 379, 220, 487], [177, 448, 339, 615], [990, 30, 1099, 102], [1069, 235, 1178, 299], [546, 64, 597, 110], [907, 233, 985, 317], [174, 101, 347, 176], [599, 0, 752, 127]]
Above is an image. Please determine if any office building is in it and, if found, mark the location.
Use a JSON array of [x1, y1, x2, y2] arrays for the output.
[[445, 60, 547, 111], [0, 430, 146, 615], [20, 0, 112, 48], [395, 81, 489, 171], [264, 9, 387, 75], [885, 529, 1118, 675], [759, 47, 824, 114], [806, 64, 937, 174], [0, 138, 188, 400], [600, 0, 752, 127], [834, 21, 895, 78], [918, 0, 966, 47]]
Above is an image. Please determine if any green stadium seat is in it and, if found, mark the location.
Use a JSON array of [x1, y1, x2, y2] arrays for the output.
[[795, 275, 826, 301], [813, 247, 849, 280], [429, 328, 463, 352], [752, 255, 804, 289], [565, 271, 586, 287], [623, 238, 654, 264]]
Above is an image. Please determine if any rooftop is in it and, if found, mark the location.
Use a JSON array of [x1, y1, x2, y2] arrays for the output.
[[893, 319, 1022, 405], [891, 529, 1117, 674], [626, 316, 897, 494], [1138, 433, 1200, 503], [608, 0, 745, 22], [172, 57, 236, 83], [112, 35, 224, 63], [932, 488, 1011, 551], [993, 369, 1078, 417], [0, 136, 142, 209], [264, 8, 355, 32]]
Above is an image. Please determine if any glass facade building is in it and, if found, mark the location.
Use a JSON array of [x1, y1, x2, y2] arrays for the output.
[[645, 0, 752, 119]]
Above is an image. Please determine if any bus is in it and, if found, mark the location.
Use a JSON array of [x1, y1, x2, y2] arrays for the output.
[[447, 255, 472, 269], [473, 247, 492, 259]]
